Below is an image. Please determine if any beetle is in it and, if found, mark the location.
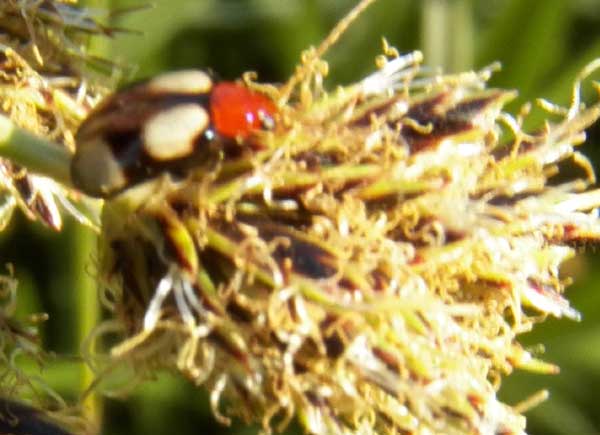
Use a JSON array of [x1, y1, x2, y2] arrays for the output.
[[71, 70, 277, 198]]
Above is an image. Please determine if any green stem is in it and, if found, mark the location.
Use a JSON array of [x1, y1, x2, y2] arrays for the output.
[[449, 0, 473, 71], [422, 0, 448, 69], [0, 114, 72, 186], [75, 0, 110, 427], [72, 223, 102, 428], [422, 0, 473, 71]]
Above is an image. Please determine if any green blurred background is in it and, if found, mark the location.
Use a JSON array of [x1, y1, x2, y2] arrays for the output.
[[3, 0, 600, 434]]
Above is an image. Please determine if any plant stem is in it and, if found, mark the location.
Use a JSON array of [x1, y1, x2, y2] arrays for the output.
[[0, 114, 72, 186], [72, 223, 102, 428], [422, 0, 473, 71]]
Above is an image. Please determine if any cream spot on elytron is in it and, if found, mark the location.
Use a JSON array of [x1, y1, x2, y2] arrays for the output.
[[72, 137, 127, 197], [147, 70, 213, 94], [142, 104, 209, 160]]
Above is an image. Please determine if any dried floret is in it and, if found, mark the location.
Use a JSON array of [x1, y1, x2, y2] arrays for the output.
[[0, 0, 115, 231], [86, 7, 600, 434]]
